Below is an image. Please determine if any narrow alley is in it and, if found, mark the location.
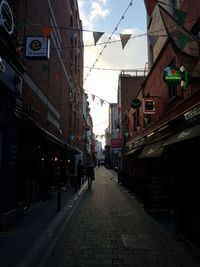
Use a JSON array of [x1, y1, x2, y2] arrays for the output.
[[38, 167, 200, 267]]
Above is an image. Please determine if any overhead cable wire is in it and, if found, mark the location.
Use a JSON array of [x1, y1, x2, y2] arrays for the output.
[[83, 0, 134, 82], [23, 16, 200, 50]]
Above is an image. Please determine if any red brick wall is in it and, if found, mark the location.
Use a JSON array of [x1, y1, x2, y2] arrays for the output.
[[16, 0, 84, 143], [119, 75, 146, 121]]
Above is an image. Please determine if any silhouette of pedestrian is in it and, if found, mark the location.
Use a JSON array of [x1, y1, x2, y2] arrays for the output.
[[75, 160, 83, 191]]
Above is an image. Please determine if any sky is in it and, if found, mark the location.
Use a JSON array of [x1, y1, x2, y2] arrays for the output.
[[77, 0, 148, 144]]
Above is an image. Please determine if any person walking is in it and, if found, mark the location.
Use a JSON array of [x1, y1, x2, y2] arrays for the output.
[[86, 163, 95, 189], [75, 160, 84, 192]]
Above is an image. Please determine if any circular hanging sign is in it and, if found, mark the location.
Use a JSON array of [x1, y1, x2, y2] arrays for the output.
[[131, 98, 141, 108], [0, 0, 14, 35], [163, 66, 182, 86]]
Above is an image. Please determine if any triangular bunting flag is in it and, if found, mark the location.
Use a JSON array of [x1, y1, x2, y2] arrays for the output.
[[177, 35, 191, 50], [93, 31, 104, 45], [144, 0, 157, 16], [148, 34, 158, 47], [100, 99, 104, 107], [42, 25, 53, 37], [159, 5, 199, 57], [119, 33, 132, 49], [91, 94, 95, 101], [159, 5, 200, 77], [174, 8, 187, 26]]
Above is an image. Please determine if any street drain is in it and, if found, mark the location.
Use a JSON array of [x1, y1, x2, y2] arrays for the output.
[[121, 234, 150, 251]]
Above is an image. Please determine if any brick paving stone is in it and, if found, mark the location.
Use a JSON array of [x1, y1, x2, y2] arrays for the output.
[[41, 167, 200, 267]]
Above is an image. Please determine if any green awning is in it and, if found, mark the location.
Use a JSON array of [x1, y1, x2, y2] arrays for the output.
[[139, 140, 165, 158], [163, 124, 200, 147]]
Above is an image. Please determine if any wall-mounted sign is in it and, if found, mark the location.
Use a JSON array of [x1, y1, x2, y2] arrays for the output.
[[184, 105, 200, 121], [111, 138, 121, 148], [180, 65, 189, 89], [25, 37, 50, 59], [131, 98, 141, 108], [163, 66, 182, 86], [0, 0, 14, 35], [143, 98, 155, 114]]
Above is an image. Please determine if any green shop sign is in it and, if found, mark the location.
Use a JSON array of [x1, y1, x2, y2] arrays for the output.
[[131, 98, 141, 108], [163, 66, 182, 86]]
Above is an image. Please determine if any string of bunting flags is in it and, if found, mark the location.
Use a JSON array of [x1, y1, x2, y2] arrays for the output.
[[15, 9, 199, 51], [16, 19, 134, 50]]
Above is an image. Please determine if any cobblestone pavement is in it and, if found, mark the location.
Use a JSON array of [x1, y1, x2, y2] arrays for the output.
[[41, 167, 200, 267]]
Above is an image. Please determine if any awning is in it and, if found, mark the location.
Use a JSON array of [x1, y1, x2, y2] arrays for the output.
[[139, 139, 165, 158], [23, 114, 81, 153], [38, 126, 81, 154], [125, 146, 141, 156], [125, 138, 145, 156], [36, 124, 64, 147], [163, 124, 200, 147], [64, 142, 81, 154]]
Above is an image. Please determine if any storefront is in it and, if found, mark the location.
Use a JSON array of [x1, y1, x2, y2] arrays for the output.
[[0, 61, 25, 229], [163, 122, 200, 247], [17, 116, 80, 207]]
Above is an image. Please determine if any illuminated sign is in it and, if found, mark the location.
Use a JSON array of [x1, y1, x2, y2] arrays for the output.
[[143, 98, 155, 114], [25, 37, 50, 59], [111, 138, 121, 148], [163, 66, 182, 86]]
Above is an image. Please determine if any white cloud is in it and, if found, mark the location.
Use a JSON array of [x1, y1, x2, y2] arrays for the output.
[[89, 2, 110, 22], [78, 0, 109, 29], [84, 28, 147, 100], [77, 1, 147, 136], [83, 28, 147, 136]]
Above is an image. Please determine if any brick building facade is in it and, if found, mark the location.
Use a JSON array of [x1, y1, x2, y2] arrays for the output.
[[120, 0, 200, 247], [0, 0, 85, 227]]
